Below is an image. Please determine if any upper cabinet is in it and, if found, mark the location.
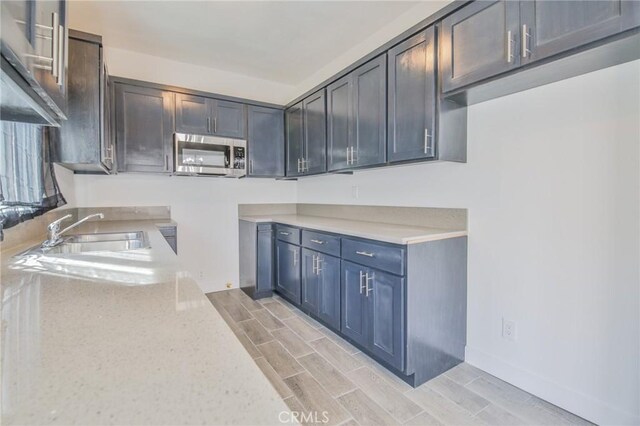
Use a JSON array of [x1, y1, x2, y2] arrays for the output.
[[0, 0, 68, 125], [175, 93, 246, 138], [441, 0, 640, 93], [387, 28, 437, 163], [285, 90, 327, 176], [440, 1, 521, 93], [115, 83, 175, 174], [327, 54, 386, 171], [247, 105, 284, 177], [50, 31, 113, 173], [520, 0, 640, 65]]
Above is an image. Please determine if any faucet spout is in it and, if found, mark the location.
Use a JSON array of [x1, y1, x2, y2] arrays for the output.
[[42, 213, 105, 248]]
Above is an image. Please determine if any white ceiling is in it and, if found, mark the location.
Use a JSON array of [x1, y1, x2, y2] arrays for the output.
[[69, 1, 424, 86]]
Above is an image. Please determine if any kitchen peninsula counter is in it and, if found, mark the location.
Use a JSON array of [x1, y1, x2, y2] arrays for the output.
[[0, 220, 288, 425]]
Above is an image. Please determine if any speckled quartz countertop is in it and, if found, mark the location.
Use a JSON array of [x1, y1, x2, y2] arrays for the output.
[[239, 214, 467, 244], [0, 220, 288, 425]]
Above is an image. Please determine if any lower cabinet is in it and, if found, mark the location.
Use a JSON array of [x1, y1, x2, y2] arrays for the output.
[[276, 240, 301, 304], [341, 260, 404, 371], [301, 249, 340, 331]]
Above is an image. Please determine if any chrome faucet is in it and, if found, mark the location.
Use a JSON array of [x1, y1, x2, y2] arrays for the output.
[[42, 213, 105, 248]]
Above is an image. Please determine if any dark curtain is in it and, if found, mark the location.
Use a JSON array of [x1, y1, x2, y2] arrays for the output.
[[0, 121, 66, 239]]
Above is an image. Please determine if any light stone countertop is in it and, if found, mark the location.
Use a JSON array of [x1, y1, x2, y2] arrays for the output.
[[239, 214, 467, 244], [0, 220, 289, 425]]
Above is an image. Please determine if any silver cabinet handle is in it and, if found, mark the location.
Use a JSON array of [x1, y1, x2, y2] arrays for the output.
[[104, 144, 114, 162], [293, 249, 298, 266], [522, 24, 531, 58], [297, 158, 302, 173], [310, 239, 324, 245], [57, 23, 64, 85], [359, 270, 366, 294], [279, 231, 291, 236], [165, 154, 170, 171], [346, 147, 351, 165], [312, 254, 317, 274], [207, 117, 211, 133], [365, 272, 374, 297], [214, 117, 218, 133], [356, 251, 374, 257], [51, 13, 59, 78], [424, 128, 433, 155], [249, 159, 253, 174], [316, 256, 322, 275], [507, 30, 514, 63]]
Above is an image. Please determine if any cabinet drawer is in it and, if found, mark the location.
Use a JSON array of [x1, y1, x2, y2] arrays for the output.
[[302, 230, 340, 257], [275, 224, 301, 245], [342, 238, 405, 276]]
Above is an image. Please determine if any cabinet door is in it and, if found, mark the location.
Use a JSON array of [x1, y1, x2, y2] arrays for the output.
[[387, 28, 437, 163], [352, 54, 387, 168], [317, 254, 341, 331], [175, 93, 211, 134], [256, 225, 274, 294], [247, 106, 284, 177], [367, 269, 405, 371], [285, 102, 304, 176], [115, 83, 175, 173], [440, 1, 521, 92], [341, 261, 368, 347], [33, 0, 67, 114], [326, 75, 352, 171], [301, 248, 320, 314], [521, 0, 640, 65], [303, 90, 327, 175], [276, 240, 301, 305], [213, 100, 246, 138]]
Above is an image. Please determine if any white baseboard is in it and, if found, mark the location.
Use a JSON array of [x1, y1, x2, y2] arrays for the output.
[[465, 346, 639, 426]]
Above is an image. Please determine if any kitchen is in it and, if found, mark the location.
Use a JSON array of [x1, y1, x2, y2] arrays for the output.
[[1, 1, 638, 425]]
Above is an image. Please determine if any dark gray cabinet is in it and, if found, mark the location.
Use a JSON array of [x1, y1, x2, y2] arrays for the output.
[[328, 55, 386, 171], [50, 31, 113, 173], [285, 90, 327, 176], [341, 260, 404, 371], [520, 0, 640, 65], [247, 105, 284, 177], [301, 249, 341, 331], [276, 240, 301, 304], [302, 90, 327, 175], [115, 83, 175, 173], [158, 224, 178, 254], [239, 221, 274, 300], [387, 28, 437, 163], [175, 94, 246, 138], [342, 261, 369, 348], [175, 93, 209, 134], [285, 102, 304, 176], [440, 1, 521, 93]]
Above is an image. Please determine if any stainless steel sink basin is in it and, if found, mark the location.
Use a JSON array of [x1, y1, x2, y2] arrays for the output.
[[16, 231, 151, 257], [66, 231, 146, 244]]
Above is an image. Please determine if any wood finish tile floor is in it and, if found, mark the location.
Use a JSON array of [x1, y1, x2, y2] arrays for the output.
[[206, 290, 591, 426]]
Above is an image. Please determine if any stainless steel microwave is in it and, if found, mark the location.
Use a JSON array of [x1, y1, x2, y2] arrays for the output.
[[173, 133, 246, 177]]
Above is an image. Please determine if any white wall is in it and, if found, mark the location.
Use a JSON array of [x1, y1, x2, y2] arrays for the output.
[[296, 61, 640, 425], [73, 174, 296, 293], [102, 47, 296, 105]]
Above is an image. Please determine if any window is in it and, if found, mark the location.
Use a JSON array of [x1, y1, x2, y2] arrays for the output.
[[0, 121, 66, 238]]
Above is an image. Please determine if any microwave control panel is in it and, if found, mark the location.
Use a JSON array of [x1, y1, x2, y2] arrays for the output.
[[233, 147, 245, 170]]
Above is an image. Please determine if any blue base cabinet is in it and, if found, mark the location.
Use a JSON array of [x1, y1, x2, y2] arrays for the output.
[[302, 249, 341, 331], [276, 240, 301, 305], [239, 221, 274, 299], [241, 220, 467, 387]]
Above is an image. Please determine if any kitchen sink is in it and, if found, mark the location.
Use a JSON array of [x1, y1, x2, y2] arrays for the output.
[[66, 231, 147, 244], [16, 231, 151, 257]]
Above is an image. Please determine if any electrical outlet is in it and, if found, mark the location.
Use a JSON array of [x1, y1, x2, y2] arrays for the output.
[[198, 271, 204, 279], [351, 185, 359, 199], [226, 282, 233, 289], [502, 318, 517, 341]]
